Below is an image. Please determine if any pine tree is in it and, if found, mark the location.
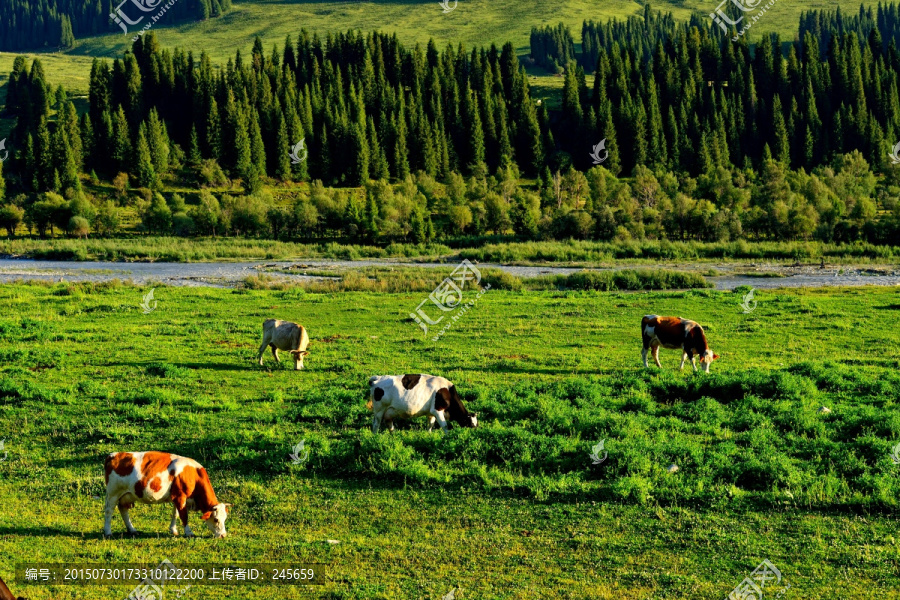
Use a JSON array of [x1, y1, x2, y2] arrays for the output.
[[134, 123, 157, 188], [274, 111, 291, 181], [188, 125, 202, 166], [249, 109, 266, 177], [145, 109, 170, 174], [112, 107, 132, 175]]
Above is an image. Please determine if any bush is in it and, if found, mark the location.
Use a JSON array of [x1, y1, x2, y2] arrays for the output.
[[480, 268, 523, 291], [547, 269, 711, 291], [0, 204, 24, 236], [68, 216, 90, 238]]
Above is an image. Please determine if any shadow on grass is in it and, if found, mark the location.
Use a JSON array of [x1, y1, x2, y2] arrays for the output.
[[0, 525, 91, 538], [101, 360, 253, 372]]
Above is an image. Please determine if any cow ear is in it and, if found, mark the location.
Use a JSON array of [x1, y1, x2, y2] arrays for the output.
[[201, 511, 212, 521], [713, 354, 720, 360]]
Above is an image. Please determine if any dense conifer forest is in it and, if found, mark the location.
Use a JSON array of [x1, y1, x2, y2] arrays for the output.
[[0, 0, 230, 51], [1, 5, 899, 245]]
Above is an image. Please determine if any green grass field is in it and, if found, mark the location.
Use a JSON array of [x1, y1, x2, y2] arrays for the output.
[[0, 0, 887, 94], [1, 280, 899, 598]]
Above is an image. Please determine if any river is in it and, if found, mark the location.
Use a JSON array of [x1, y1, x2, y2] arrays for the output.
[[0, 258, 898, 290]]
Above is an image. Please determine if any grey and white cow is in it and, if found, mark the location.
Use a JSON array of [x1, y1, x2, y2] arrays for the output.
[[367, 374, 478, 433], [257, 319, 310, 370]]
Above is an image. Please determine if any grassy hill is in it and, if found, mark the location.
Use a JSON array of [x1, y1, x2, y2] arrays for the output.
[[0, 0, 887, 94]]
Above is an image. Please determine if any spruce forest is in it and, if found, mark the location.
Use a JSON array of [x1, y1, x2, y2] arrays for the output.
[[1, 5, 900, 245], [0, 0, 230, 51]]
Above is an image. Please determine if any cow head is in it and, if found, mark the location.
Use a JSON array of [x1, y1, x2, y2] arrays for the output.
[[460, 412, 478, 428], [202, 503, 230, 538], [290, 350, 310, 369], [699, 349, 719, 372]]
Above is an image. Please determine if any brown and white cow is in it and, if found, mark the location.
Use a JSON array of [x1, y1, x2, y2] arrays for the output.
[[641, 315, 719, 372], [257, 319, 309, 370], [367, 374, 478, 433], [103, 452, 230, 538]]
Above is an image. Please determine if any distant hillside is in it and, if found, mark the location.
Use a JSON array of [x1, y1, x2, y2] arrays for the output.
[[0, 0, 231, 52]]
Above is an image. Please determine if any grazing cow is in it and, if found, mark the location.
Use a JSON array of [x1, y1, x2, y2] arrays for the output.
[[641, 315, 719, 372], [257, 319, 309, 370], [367, 374, 478, 433], [103, 452, 230, 538]]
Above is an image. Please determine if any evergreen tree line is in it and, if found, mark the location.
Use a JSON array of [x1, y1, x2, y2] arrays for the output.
[[529, 23, 576, 73], [798, 3, 900, 59], [52, 29, 545, 189], [553, 3, 900, 179], [0, 0, 230, 51], [1, 19, 899, 245]]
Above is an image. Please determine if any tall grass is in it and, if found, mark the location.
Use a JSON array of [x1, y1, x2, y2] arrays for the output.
[[0, 237, 453, 262], [459, 239, 900, 263], [2, 237, 898, 263], [241, 267, 711, 292]]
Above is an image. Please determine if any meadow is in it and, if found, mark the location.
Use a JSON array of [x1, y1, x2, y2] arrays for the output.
[[0, 279, 899, 598]]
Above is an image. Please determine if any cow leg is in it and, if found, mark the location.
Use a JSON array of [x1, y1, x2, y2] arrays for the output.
[[118, 502, 137, 534], [271, 345, 280, 363], [169, 506, 180, 535], [179, 507, 194, 537], [171, 496, 194, 537], [103, 493, 118, 536], [679, 351, 688, 370], [641, 346, 649, 368], [427, 415, 437, 432], [652, 345, 662, 368], [433, 411, 450, 433], [690, 355, 698, 372], [257, 340, 269, 366], [371, 412, 382, 434]]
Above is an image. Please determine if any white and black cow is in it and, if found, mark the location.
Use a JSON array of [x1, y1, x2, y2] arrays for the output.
[[367, 374, 478, 433], [103, 451, 230, 538], [257, 319, 310, 370], [641, 315, 719, 372]]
